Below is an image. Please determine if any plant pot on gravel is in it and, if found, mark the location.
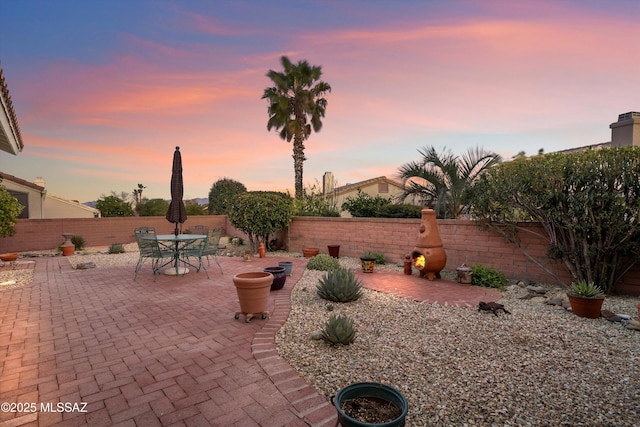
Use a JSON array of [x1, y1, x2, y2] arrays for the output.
[[567, 281, 605, 319], [303, 247, 320, 258], [360, 256, 376, 273], [334, 382, 408, 427], [278, 261, 293, 276]]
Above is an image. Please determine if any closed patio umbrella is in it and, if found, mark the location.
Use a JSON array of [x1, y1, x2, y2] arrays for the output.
[[166, 146, 187, 235]]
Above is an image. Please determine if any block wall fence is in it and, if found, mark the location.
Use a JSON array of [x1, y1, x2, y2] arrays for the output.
[[1, 215, 638, 295]]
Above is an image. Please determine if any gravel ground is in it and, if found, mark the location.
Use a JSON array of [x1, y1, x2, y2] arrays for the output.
[[2, 250, 639, 426]]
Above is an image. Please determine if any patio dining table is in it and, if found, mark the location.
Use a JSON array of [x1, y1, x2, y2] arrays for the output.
[[145, 234, 207, 275]]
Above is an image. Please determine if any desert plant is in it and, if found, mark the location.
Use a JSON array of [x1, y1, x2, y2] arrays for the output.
[[108, 243, 125, 254], [568, 281, 604, 298], [362, 251, 385, 264], [471, 265, 508, 290], [307, 254, 340, 271], [71, 235, 86, 250], [321, 314, 356, 345], [317, 268, 363, 302], [293, 180, 340, 217]]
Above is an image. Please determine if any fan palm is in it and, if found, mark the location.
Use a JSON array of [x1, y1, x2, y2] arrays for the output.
[[262, 56, 331, 199], [397, 146, 501, 218]]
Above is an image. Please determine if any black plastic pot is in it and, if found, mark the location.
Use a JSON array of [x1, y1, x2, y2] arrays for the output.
[[264, 266, 287, 291], [334, 382, 408, 427]]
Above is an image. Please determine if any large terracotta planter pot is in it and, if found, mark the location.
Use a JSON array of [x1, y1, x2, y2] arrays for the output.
[[232, 272, 273, 322], [302, 247, 319, 258], [567, 294, 605, 319], [334, 382, 408, 427], [264, 266, 287, 291]]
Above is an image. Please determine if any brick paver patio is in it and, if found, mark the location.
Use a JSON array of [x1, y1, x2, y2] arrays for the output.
[[1, 255, 500, 426]]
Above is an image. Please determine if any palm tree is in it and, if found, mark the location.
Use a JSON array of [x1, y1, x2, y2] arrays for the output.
[[397, 146, 502, 218], [262, 56, 331, 199]]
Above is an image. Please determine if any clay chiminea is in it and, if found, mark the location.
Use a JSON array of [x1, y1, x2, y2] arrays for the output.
[[411, 209, 447, 280]]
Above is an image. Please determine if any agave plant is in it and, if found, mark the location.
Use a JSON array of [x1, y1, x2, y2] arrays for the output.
[[321, 314, 356, 345], [568, 281, 604, 298], [317, 268, 363, 302]]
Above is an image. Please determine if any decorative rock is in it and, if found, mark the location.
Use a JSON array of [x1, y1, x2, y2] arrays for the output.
[[545, 297, 564, 306], [310, 331, 324, 340], [526, 285, 546, 294], [601, 310, 622, 322], [530, 296, 547, 304], [626, 319, 640, 331], [76, 262, 96, 270]]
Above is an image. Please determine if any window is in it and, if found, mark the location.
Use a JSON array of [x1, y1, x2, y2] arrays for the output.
[[378, 182, 389, 193], [8, 191, 29, 218]]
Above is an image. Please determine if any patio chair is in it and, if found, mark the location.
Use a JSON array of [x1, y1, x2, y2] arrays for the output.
[[187, 225, 209, 236], [201, 227, 223, 274], [134, 228, 174, 281], [180, 235, 210, 279]]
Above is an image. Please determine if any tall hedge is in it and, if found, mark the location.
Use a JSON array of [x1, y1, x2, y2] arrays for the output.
[[208, 178, 246, 215], [228, 191, 293, 252], [471, 147, 640, 293]]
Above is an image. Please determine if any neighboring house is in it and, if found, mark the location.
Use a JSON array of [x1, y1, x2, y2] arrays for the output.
[[557, 111, 640, 154], [0, 67, 24, 155], [0, 172, 100, 218], [322, 172, 420, 217]]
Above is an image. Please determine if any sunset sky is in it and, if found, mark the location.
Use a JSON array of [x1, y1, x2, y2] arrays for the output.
[[1, 0, 639, 203]]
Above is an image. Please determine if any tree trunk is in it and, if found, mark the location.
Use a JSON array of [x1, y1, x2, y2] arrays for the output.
[[293, 131, 305, 199]]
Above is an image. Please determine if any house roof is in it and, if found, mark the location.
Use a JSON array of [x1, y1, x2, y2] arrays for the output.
[[0, 171, 44, 192], [332, 176, 405, 196], [0, 67, 24, 155]]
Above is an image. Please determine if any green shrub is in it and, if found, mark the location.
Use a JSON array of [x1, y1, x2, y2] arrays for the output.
[[293, 181, 340, 217], [317, 268, 363, 302], [321, 314, 356, 345], [228, 191, 293, 252], [108, 243, 125, 254], [208, 178, 247, 215], [472, 146, 640, 294], [341, 189, 393, 217], [71, 235, 86, 250], [362, 251, 385, 264], [307, 254, 340, 271], [471, 265, 508, 290], [376, 204, 422, 218], [0, 183, 23, 237]]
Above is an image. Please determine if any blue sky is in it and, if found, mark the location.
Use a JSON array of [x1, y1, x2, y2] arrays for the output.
[[1, 0, 639, 202]]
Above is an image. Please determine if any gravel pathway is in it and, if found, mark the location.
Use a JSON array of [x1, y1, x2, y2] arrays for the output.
[[2, 250, 639, 426]]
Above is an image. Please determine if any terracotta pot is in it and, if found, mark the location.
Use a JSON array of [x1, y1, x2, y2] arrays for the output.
[[278, 261, 293, 276], [360, 257, 375, 273], [232, 272, 273, 321], [61, 246, 75, 256], [302, 247, 319, 258], [0, 253, 19, 262], [567, 294, 605, 319], [264, 266, 286, 291], [328, 245, 340, 258]]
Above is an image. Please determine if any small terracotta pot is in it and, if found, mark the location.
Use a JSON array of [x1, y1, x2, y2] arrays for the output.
[[0, 253, 19, 262], [567, 294, 605, 319], [61, 246, 75, 256], [328, 245, 340, 258], [302, 247, 319, 258]]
